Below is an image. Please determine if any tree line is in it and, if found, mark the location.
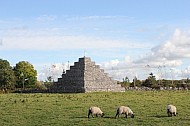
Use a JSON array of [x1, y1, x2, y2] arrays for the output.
[[0, 59, 37, 92], [1, 58, 190, 92], [120, 73, 190, 89]]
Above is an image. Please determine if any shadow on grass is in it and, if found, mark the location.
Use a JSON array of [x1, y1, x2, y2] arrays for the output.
[[149, 115, 168, 118], [75, 116, 115, 119], [75, 116, 88, 119], [103, 116, 115, 119]]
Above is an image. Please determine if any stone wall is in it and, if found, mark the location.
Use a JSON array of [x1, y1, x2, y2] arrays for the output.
[[49, 57, 125, 93]]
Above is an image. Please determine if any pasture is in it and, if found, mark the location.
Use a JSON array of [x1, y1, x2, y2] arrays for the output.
[[0, 91, 190, 126]]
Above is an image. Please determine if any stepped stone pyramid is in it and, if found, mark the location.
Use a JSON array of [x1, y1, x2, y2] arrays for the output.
[[50, 57, 125, 93]]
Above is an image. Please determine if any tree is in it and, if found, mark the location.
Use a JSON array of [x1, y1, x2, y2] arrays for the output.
[[14, 61, 37, 89], [131, 77, 142, 87], [0, 59, 16, 89], [121, 76, 130, 87], [123, 76, 130, 83], [142, 73, 157, 88]]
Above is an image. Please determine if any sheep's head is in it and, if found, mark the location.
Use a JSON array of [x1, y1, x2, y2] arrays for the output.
[[174, 112, 177, 116], [131, 114, 134, 118], [101, 113, 105, 117]]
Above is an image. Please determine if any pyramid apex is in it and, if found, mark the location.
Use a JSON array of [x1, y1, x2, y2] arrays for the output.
[[79, 57, 91, 63]]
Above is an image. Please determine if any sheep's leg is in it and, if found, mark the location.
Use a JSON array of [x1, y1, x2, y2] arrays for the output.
[[115, 109, 120, 119], [168, 112, 172, 117], [96, 114, 98, 117], [115, 112, 119, 118], [167, 113, 171, 117], [125, 113, 128, 118], [88, 110, 91, 118], [170, 112, 173, 117], [167, 109, 171, 117], [115, 113, 118, 119], [167, 113, 170, 117]]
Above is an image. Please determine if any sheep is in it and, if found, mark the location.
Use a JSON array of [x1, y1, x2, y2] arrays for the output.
[[88, 106, 104, 118], [115, 106, 134, 119], [167, 104, 177, 117]]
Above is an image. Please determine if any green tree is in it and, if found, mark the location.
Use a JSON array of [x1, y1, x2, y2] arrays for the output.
[[123, 76, 130, 83], [14, 61, 37, 89], [0, 59, 16, 89], [121, 76, 130, 87], [142, 73, 157, 88], [131, 77, 142, 87]]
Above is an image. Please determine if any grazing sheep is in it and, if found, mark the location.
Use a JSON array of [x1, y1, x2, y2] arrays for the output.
[[115, 106, 134, 118], [167, 104, 177, 117], [88, 106, 104, 118]]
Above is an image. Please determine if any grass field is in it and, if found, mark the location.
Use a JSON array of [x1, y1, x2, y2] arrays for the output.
[[0, 91, 190, 126]]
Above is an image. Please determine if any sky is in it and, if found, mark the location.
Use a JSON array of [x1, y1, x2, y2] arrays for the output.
[[1, 0, 190, 81]]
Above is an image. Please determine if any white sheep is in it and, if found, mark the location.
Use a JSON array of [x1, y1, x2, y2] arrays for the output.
[[167, 104, 177, 117], [115, 106, 134, 118], [88, 106, 104, 118]]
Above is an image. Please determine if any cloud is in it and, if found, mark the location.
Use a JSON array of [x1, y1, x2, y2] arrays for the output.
[[0, 39, 3, 46], [37, 62, 69, 81], [152, 29, 190, 59], [101, 56, 140, 81], [181, 66, 190, 79], [36, 15, 57, 22], [66, 15, 133, 21], [0, 15, 149, 51], [1, 31, 150, 50], [101, 29, 190, 81], [36, 28, 190, 81], [135, 29, 190, 67]]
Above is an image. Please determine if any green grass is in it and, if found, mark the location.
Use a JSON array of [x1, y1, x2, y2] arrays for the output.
[[0, 91, 190, 126]]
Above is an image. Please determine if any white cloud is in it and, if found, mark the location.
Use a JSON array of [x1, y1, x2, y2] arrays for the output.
[[37, 62, 69, 81], [66, 15, 133, 21], [0, 15, 150, 51], [1, 30, 150, 50], [101, 29, 190, 81], [36, 28, 190, 81], [135, 29, 190, 67], [102, 59, 119, 68], [3, 16, 190, 82], [0, 39, 3, 46], [36, 15, 57, 22]]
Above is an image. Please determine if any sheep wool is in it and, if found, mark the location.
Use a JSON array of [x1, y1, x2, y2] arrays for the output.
[[115, 106, 134, 118], [88, 106, 104, 118], [167, 104, 177, 117]]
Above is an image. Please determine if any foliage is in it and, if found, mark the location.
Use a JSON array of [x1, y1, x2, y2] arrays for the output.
[[0, 59, 16, 89], [44, 76, 54, 88], [161, 79, 172, 87], [14, 61, 37, 89], [121, 76, 130, 87], [123, 76, 130, 83], [185, 78, 190, 84], [0, 91, 190, 126], [130, 77, 142, 87], [35, 81, 47, 90], [142, 73, 158, 88]]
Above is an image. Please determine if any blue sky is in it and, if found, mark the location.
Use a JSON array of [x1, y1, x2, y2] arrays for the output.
[[1, 0, 190, 81]]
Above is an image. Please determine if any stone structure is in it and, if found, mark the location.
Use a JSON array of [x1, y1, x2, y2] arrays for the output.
[[50, 57, 125, 93]]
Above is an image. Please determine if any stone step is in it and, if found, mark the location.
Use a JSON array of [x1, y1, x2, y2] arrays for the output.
[[51, 57, 125, 93]]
